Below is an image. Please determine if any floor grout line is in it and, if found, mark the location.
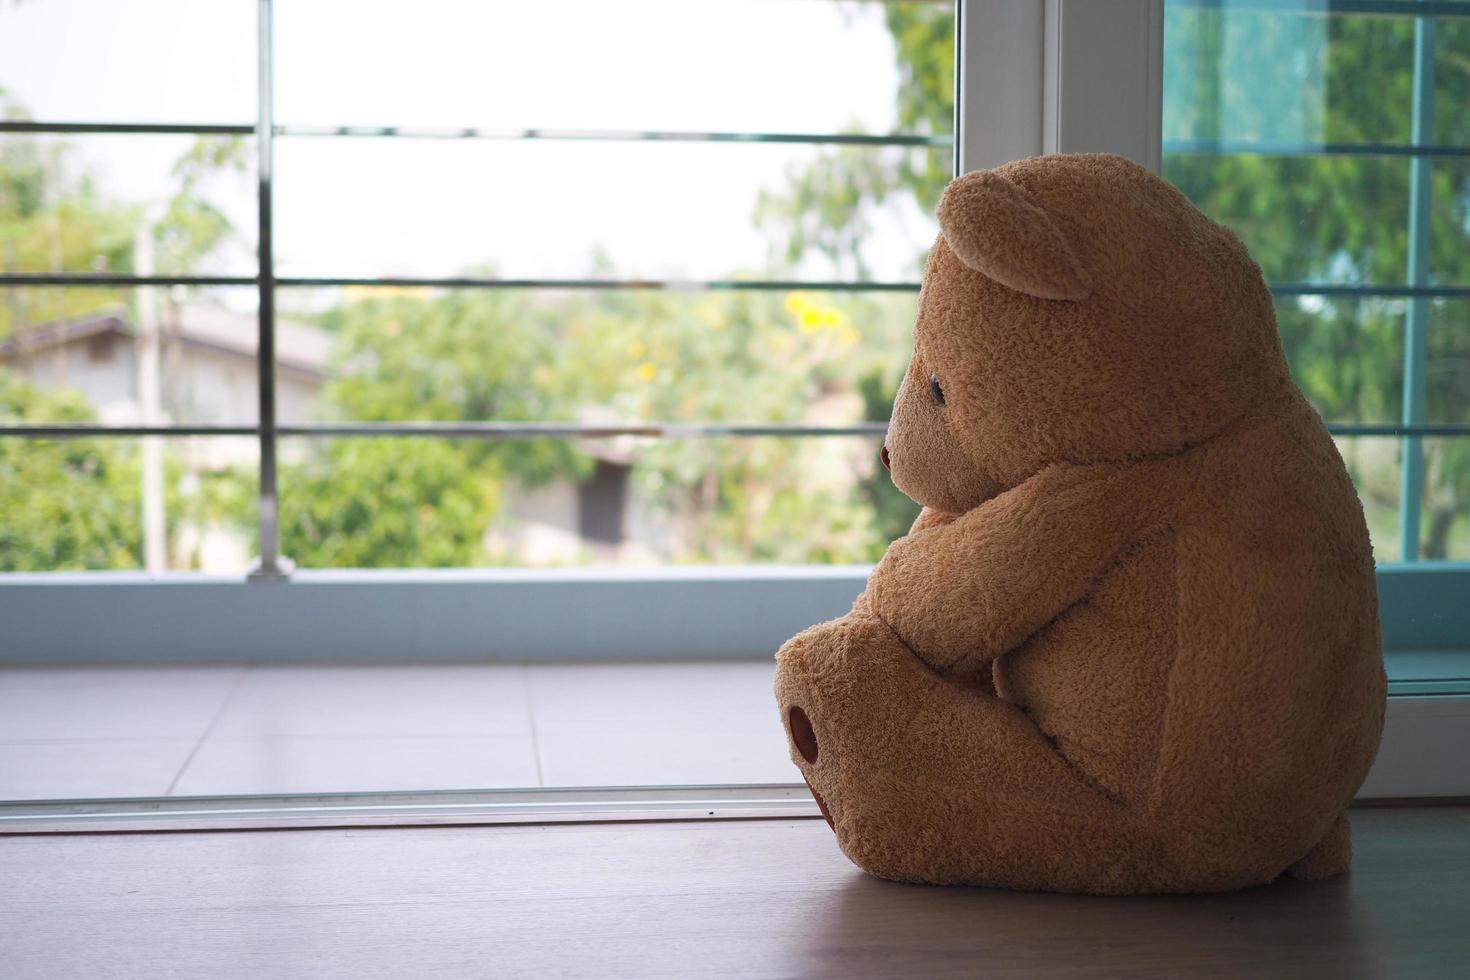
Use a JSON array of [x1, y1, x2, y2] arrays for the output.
[[523, 664, 546, 788], [164, 664, 252, 797]]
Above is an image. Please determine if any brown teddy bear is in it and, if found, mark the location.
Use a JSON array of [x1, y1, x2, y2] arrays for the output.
[[774, 153, 1386, 894]]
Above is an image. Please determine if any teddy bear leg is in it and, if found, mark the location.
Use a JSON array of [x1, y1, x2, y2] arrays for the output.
[[1283, 812, 1352, 881], [776, 608, 1139, 891]]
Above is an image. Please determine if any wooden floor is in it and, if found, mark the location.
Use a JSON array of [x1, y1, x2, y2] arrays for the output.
[[2, 806, 1467, 979]]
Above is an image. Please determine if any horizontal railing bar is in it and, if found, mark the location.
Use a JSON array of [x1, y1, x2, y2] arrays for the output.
[[1166, 0, 1470, 18], [275, 276, 924, 292], [0, 425, 258, 437], [0, 121, 255, 136], [1270, 283, 1470, 299], [1328, 424, 1470, 437], [0, 121, 953, 148], [4, 422, 1469, 440], [0, 273, 922, 292], [1165, 138, 1470, 159], [0, 274, 256, 287], [0, 422, 886, 439], [275, 124, 953, 148], [4, 275, 1467, 300], [277, 422, 891, 438]]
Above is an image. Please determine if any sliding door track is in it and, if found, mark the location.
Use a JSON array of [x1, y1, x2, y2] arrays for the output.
[[0, 784, 823, 834]]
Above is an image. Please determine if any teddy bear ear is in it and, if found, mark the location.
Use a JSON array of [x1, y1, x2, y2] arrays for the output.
[[936, 169, 1091, 301]]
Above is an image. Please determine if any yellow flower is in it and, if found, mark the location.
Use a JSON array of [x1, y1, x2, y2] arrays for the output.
[[786, 291, 855, 335], [638, 362, 658, 382]]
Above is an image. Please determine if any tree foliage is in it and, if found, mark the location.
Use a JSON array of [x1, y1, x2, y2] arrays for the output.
[[0, 375, 143, 570], [275, 286, 587, 567]]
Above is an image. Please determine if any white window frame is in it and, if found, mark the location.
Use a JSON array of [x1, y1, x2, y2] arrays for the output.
[[1, 0, 1465, 803]]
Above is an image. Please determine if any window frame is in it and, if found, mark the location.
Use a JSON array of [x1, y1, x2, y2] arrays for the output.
[[0, 0, 1467, 802]]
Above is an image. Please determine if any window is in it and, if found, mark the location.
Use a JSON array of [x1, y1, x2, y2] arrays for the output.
[[0, 1, 1466, 821]]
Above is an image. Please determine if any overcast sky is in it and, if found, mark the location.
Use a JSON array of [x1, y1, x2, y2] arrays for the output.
[[1, 0, 944, 298]]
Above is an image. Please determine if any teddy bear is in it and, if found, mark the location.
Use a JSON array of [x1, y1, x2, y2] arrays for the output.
[[774, 153, 1386, 895]]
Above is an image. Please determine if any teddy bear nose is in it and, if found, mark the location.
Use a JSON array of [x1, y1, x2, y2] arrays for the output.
[[880, 446, 891, 472]]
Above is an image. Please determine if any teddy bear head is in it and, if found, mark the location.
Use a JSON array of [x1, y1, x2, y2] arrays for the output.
[[884, 153, 1296, 515]]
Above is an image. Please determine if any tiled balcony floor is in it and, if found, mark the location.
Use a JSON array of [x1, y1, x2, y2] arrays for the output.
[[0, 662, 795, 800]]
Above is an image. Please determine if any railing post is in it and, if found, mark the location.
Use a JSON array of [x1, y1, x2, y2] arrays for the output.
[[248, 0, 292, 582], [1399, 10, 1436, 563]]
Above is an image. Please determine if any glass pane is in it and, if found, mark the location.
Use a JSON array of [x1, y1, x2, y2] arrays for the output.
[[0, 0, 255, 124], [1164, 2, 1354, 145], [273, 138, 946, 282], [1428, 299, 1470, 425], [0, 436, 257, 573], [1165, 0, 1470, 575], [275, 0, 954, 137], [0, 135, 256, 276], [1, 287, 260, 425], [1416, 437, 1470, 561], [1164, 5, 1470, 148], [1334, 435, 1403, 564], [275, 286, 915, 428], [279, 434, 910, 568], [1162, 153, 1409, 285], [1277, 294, 1405, 425], [1430, 160, 1470, 286], [1435, 16, 1470, 147]]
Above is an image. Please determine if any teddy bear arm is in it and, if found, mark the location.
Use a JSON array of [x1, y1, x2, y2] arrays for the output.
[[867, 464, 1169, 674]]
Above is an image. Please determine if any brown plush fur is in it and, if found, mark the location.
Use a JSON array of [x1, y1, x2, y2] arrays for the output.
[[774, 154, 1386, 894]]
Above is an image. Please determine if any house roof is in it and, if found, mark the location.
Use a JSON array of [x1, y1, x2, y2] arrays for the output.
[[0, 303, 331, 378]]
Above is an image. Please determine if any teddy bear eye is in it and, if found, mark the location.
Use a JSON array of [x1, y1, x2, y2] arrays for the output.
[[929, 373, 945, 406]]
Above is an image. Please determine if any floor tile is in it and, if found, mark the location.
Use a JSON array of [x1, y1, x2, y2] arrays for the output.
[[0, 739, 196, 800], [528, 661, 793, 786], [171, 734, 541, 796], [0, 662, 794, 797], [0, 666, 244, 740], [535, 725, 794, 787], [527, 661, 779, 732], [209, 665, 533, 738]]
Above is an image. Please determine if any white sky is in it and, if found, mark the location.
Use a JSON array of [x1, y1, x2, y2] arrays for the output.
[[0, 0, 945, 294]]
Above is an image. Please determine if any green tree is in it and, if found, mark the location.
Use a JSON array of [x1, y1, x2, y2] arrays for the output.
[[0, 374, 143, 569], [0, 91, 136, 336], [754, 3, 954, 279], [276, 286, 588, 566], [547, 287, 910, 562], [1, 88, 253, 569]]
